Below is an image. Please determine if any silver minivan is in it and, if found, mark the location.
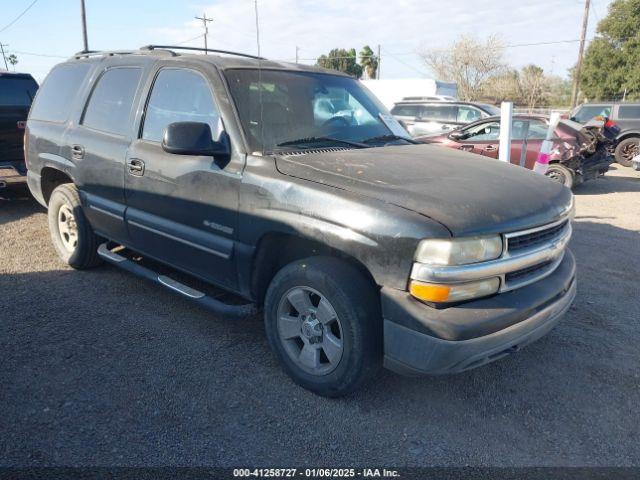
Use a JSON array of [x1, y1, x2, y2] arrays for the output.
[[391, 99, 500, 137]]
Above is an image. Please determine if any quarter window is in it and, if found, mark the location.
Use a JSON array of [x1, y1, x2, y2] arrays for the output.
[[82, 67, 142, 136], [29, 63, 91, 123], [142, 69, 221, 143], [618, 105, 640, 119]]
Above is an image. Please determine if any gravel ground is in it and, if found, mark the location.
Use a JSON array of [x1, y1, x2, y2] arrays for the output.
[[1, 166, 639, 467]]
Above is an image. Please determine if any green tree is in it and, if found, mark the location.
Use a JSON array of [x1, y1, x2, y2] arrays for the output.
[[359, 45, 378, 79], [580, 0, 640, 100], [7, 54, 18, 70], [316, 48, 363, 79]]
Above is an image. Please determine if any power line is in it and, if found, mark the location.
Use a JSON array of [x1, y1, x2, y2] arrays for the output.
[[0, 0, 39, 34], [176, 33, 204, 45], [6, 49, 67, 58]]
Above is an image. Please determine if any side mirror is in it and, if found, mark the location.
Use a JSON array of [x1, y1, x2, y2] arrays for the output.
[[162, 121, 230, 159], [448, 130, 467, 141]]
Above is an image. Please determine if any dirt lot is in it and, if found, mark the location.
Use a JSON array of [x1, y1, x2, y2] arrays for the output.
[[1, 166, 639, 467]]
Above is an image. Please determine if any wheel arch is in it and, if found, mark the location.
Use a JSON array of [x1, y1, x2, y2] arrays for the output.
[[616, 131, 640, 143], [40, 167, 74, 205], [249, 232, 379, 307]]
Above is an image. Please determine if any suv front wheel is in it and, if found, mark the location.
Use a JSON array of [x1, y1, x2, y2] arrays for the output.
[[48, 183, 102, 269], [264, 256, 382, 397], [614, 137, 639, 167]]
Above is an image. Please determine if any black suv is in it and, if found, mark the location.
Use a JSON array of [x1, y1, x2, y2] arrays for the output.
[[570, 102, 640, 167], [26, 46, 576, 397], [0, 72, 38, 188]]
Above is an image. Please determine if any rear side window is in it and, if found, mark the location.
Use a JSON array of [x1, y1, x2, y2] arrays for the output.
[[0, 77, 38, 107], [391, 105, 419, 117], [617, 105, 640, 119], [29, 63, 90, 122], [142, 69, 220, 142], [457, 105, 482, 123], [421, 104, 457, 121], [82, 68, 142, 136], [573, 105, 611, 123]]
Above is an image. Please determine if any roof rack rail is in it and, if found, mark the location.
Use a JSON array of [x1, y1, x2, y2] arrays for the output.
[[72, 49, 136, 59], [140, 45, 265, 60]]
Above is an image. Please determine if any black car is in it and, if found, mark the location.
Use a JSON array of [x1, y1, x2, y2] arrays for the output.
[[570, 102, 640, 167], [0, 72, 38, 188], [25, 46, 576, 397]]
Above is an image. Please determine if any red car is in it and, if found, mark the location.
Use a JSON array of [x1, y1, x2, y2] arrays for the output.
[[417, 114, 616, 188]]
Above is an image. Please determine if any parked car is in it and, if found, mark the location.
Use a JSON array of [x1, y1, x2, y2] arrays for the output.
[[26, 46, 576, 397], [418, 114, 618, 188], [570, 102, 640, 167], [0, 71, 38, 188], [390, 99, 500, 137]]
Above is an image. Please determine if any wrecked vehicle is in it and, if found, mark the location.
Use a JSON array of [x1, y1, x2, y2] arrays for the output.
[[418, 114, 619, 188], [26, 46, 576, 397]]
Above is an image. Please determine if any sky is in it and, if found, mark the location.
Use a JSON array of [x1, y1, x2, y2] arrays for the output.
[[0, 0, 614, 82]]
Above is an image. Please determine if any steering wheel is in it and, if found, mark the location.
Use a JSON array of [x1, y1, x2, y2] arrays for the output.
[[322, 116, 350, 128]]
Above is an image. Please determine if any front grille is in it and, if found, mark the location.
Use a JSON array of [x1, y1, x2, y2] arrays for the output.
[[506, 261, 553, 283], [508, 220, 568, 253]]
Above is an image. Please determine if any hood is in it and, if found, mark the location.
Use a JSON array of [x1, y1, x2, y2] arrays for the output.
[[275, 144, 572, 236]]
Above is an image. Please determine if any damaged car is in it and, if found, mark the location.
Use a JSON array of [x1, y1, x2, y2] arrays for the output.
[[418, 114, 619, 188]]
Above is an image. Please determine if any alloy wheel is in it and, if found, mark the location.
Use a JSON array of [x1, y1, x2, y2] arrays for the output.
[[57, 203, 78, 252], [276, 286, 344, 376]]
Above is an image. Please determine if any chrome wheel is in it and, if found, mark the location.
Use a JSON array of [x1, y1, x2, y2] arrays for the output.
[[276, 286, 344, 376], [620, 142, 639, 164], [57, 203, 78, 252]]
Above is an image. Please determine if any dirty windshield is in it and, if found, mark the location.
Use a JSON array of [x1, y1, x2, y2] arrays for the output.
[[224, 69, 409, 153]]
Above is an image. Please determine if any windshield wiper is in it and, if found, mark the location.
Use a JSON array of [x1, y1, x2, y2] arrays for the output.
[[361, 134, 419, 145], [276, 136, 368, 149]]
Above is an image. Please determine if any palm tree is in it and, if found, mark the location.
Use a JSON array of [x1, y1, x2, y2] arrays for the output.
[[359, 46, 378, 79]]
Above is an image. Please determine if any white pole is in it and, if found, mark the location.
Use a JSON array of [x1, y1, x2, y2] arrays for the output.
[[499, 101, 513, 163], [533, 112, 561, 175]]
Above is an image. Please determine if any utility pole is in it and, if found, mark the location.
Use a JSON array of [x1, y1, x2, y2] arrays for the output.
[[195, 12, 213, 54], [571, 0, 590, 109], [80, 0, 89, 52], [0, 43, 8, 70], [295, 45, 299, 63], [377, 44, 381, 79]]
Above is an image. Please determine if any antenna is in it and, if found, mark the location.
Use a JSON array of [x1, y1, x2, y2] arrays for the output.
[[195, 12, 213, 54]]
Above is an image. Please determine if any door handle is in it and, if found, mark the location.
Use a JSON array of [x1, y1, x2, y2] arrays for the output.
[[71, 144, 85, 160], [127, 158, 145, 176], [484, 145, 497, 152]]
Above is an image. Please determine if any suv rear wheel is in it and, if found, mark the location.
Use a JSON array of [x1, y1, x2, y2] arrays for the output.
[[48, 183, 102, 269], [614, 137, 639, 167], [264, 256, 382, 397]]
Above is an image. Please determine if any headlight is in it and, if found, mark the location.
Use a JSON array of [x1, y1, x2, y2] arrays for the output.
[[409, 278, 500, 304], [415, 236, 503, 266]]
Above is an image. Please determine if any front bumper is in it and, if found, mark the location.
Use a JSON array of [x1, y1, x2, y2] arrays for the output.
[[383, 249, 576, 375]]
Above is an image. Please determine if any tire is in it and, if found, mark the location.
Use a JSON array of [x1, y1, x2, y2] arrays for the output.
[[264, 256, 382, 397], [47, 183, 102, 269], [545, 164, 574, 189], [614, 137, 640, 167]]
